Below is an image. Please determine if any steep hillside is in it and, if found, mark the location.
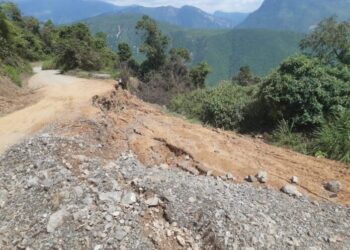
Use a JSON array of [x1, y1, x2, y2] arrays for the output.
[[239, 0, 350, 32], [12, 0, 122, 23], [83, 13, 303, 85]]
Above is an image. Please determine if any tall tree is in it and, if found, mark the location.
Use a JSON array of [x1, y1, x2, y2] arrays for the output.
[[136, 15, 169, 73], [300, 17, 350, 65], [232, 66, 261, 86]]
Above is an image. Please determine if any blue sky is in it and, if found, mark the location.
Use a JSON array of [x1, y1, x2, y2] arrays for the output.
[[105, 0, 264, 13]]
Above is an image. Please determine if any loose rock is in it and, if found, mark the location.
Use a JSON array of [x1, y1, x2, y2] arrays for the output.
[[281, 184, 302, 198], [256, 171, 268, 183], [0, 189, 8, 208], [324, 181, 342, 193], [47, 208, 68, 233], [121, 192, 137, 205], [291, 176, 299, 185]]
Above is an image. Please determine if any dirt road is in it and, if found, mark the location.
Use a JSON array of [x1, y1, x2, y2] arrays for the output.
[[0, 68, 349, 205], [0, 68, 113, 153]]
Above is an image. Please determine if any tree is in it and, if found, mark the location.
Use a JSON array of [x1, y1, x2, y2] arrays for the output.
[[55, 23, 102, 71], [117, 43, 132, 62], [300, 17, 350, 65], [259, 55, 350, 130], [0, 12, 10, 40], [0, 2, 22, 23], [190, 62, 211, 89], [170, 48, 191, 63], [232, 66, 261, 86], [136, 15, 169, 73], [23, 16, 40, 35]]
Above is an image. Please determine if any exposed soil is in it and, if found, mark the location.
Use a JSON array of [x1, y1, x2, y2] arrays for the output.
[[0, 68, 349, 206]]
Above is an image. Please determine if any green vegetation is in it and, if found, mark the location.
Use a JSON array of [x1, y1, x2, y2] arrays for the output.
[[0, 2, 117, 85], [170, 18, 350, 164], [82, 13, 303, 85]]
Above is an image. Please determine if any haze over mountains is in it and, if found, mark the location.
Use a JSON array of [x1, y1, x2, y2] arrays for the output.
[[12, 0, 249, 28]]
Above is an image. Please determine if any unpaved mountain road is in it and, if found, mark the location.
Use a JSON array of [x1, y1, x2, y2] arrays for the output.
[[0, 68, 349, 205], [0, 68, 113, 154]]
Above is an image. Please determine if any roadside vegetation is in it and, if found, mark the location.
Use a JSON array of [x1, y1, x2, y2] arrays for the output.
[[0, 2, 116, 84], [170, 17, 350, 164]]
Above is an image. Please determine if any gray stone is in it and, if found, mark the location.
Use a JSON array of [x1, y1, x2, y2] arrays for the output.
[[176, 235, 186, 246], [145, 196, 159, 207], [245, 175, 257, 183], [0, 189, 8, 208], [73, 186, 84, 198], [256, 171, 268, 183], [98, 192, 122, 203], [115, 226, 130, 241], [47, 208, 68, 233], [121, 192, 137, 205], [281, 184, 302, 198], [291, 176, 299, 185], [324, 181, 342, 193], [226, 173, 235, 180]]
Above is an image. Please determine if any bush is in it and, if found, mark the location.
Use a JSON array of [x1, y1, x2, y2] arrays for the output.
[[259, 55, 350, 130], [313, 110, 350, 163], [42, 58, 57, 70], [170, 83, 257, 130], [202, 83, 257, 130], [270, 120, 309, 155], [169, 88, 210, 120]]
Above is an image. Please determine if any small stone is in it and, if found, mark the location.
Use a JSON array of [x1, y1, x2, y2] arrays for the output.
[[99, 192, 122, 203], [281, 184, 302, 197], [121, 192, 137, 205], [73, 186, 84, 198], [206, 170, 213, 176], [226, 173, 234, 180], [115, 226, 130, 241], [185, 155, 190, 161], [145, 196, 159, 207], [245, 175, 257, 183], [290, 176, 299, 185], [94, 245, 103, 250], [256, 171, 268, 183], [176, 235, 186, 246], [189, 197, 196, 203], [47, 208, 68, 233], [26, 176, 39, 189], [0, 189, 8, 208], [324, 181, 342, 193], [159, 163, 170, 169]]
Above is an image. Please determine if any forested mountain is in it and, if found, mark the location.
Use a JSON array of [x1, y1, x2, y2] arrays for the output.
[[83, 13, 303, 85], [238, 0, 350, 32]]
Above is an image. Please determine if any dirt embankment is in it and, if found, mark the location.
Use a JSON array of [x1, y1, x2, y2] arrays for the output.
[[0, 68, 349, 205]]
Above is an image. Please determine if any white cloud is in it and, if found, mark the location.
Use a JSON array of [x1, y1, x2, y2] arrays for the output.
[[104, 0, 264, 13]]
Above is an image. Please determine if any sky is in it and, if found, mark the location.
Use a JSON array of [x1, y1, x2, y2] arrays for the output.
[[105, 0, 264, 13]]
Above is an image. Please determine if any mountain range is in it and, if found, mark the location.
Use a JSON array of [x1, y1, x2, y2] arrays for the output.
[[12, 0, 248, 29], [239, 0, 350, 32]]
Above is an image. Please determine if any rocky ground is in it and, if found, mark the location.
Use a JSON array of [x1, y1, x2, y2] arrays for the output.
[[0, 127, 349, 250]]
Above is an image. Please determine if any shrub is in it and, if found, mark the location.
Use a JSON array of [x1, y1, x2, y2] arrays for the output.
[[202, 83, 257, 130], [42, 58, 57, 70], [270, 120, 309, 155], [169, 88, 210, 120], [259, 55, 350, 130], [313, 110, 350, 163]]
